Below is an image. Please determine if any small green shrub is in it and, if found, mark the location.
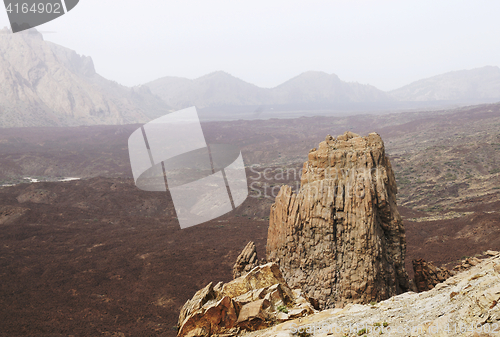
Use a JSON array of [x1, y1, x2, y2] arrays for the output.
[[277, 305, 288, 313], [292, 329, 312, 337], [357, 328, 367, 335]]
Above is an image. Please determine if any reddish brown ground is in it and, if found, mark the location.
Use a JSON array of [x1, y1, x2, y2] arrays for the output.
[[0, 178, 269, 337], [0, 103, 499, 336], [2, 178, 500, 336]]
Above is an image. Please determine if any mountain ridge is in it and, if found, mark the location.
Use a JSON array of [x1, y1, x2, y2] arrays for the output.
[[389, 65, 500, 101], [1, 27, 500, 127], [146, 70, 393, 110], [146, 66, 500, 110], [0, 27, 170, 128]]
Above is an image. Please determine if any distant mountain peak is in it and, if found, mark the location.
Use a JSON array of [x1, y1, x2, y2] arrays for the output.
[[300, 70, 339, 77], [390, 66, 500, 102], [199, 70, 234, 78], [146, 69, 390, 109], [0, 32, 170, 128], [196, 71, 255, 84]]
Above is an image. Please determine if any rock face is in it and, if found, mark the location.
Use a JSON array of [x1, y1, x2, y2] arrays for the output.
[[0, 27, 169, 128], [177, 263, 316, 337], [412, 259, 452, 292], [267, 132, 409, 309], [232, 242, 260, 279]]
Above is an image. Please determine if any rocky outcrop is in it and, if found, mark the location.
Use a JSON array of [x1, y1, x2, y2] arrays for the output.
[[412, 257, 490, 293], [267, 132, 409, 309], [412, 259, 452, 292], [452, 256, 483, 273], [243, 252, 500, 337], [177, 263, 316, 337], [0, 206, 29, 225], [17, 187, 57, 204], [232, 242, 260, 279]]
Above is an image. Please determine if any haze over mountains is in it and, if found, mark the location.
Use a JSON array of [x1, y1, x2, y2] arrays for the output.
[[0, 28, 170, 128], [145, 71, 392, 109], [0, 28, 500, 127], [147, 66, 500, 110], [389, 65, 500, 102]]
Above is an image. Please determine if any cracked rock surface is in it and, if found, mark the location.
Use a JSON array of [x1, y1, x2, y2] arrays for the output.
[[267, 132, 409, 308], [243, 252, 500, 337]]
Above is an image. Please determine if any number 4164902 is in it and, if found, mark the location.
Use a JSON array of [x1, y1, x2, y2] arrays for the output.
[[5, 2, 62, 14]]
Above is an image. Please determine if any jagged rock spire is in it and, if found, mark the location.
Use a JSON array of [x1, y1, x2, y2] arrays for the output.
[[267, 131, 409, 308]]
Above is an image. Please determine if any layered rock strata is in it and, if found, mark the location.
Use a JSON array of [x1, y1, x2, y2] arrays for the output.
[[267, 132, 409, 308]]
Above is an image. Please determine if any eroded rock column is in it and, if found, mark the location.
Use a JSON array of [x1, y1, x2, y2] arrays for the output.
[[266, 132, 409, 308]]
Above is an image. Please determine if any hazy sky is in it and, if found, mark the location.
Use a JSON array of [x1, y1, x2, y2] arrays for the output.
[[1, 0, 499, 90]]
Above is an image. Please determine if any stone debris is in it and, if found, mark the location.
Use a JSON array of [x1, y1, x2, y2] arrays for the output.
[[412, 255, 492, 293], [177, 263, 317, 337], [267, 132, 409, 308], [453, 256, 484, 273]]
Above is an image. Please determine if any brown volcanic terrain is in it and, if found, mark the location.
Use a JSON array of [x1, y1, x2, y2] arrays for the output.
[[0, 103, 500, 336], [0, 178, 269, 336]]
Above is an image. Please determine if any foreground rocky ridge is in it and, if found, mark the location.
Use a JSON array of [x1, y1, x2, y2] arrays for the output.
[[267, 132, 409, 308], [177, 263, 316, 337], [243, 251, 500, 337]]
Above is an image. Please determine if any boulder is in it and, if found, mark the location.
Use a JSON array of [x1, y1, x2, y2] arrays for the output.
[[177, 295, 238, 337], [236, 299, 271, 331], [222, 263, 290, 299]]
